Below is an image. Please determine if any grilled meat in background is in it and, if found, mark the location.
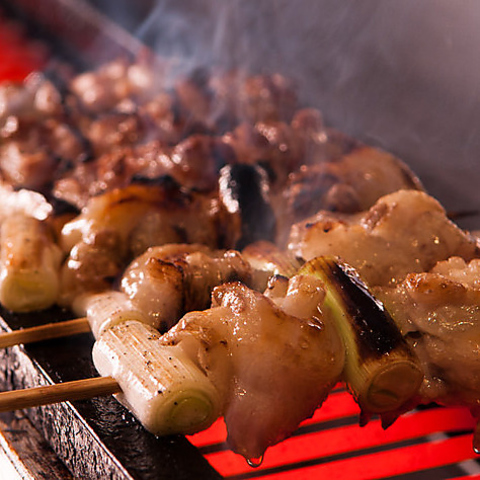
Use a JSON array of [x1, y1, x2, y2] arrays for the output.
[[88, 0, 480, 228]]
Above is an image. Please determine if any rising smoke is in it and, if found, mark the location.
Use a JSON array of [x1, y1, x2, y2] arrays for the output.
[[90, 0, 480, 226]]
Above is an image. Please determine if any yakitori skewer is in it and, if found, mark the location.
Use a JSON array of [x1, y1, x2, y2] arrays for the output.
[[0, 321, 224, 437], [0, 241, 300, 349], [0, 259, 428, 461], [0, 290, 149, 349], [0, 287, 151, 348]]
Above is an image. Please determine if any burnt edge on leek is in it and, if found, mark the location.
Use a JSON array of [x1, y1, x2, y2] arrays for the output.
[[300, 256, 423, 414], [323, 259, 408, 359]]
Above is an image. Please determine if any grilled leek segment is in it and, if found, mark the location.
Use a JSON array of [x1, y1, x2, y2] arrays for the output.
[[300, 256, 424, 414], [73, 291, 152, 338], [0, 214, 62, 312], [92, 321, 222, 436]]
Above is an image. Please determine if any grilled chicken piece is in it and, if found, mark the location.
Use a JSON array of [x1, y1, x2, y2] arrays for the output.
[[288, 190, 479, 287], [0, 74, 89, 194], [174, 69, 214, 129], [76, 241, 296, 336], [164, 135, 234, 191], [131, 135, 234, 193], [120, 244, 252, 331], [236, 73, 298, 124], [0, 117, 89, 192], [107, 135, 230, 195], [59, 230, 123, 307], [84, 111, 148, 157], [141, 90, 212, 145], [69, 58, 159, 113], [58, 182, 240, 306], [53, 134, 236, 209], [0, 74, 64, 123], [60, 182, 238, 255], [222, 120, 304, 191], [290, 109, 358, 164], [0, 140, 56, 192], [160, 279, 344, 460], [276, 145, 424, 244], [375, 257, 480, 449], [222, 109, 354, 194]]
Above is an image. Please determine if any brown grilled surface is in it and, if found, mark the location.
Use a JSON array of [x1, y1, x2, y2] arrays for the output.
[[0, 308, 222, 480]]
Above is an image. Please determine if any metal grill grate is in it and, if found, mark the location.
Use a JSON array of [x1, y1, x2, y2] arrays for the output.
[[189, 388, 480, 479]]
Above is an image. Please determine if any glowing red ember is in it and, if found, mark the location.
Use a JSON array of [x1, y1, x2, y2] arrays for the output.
[[0, 14, 48, 82]]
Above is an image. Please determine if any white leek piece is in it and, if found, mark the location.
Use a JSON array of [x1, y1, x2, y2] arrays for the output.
[[92, 321, 222, 436], [0, 215, 62, 312], [73, 291, 152, 338]]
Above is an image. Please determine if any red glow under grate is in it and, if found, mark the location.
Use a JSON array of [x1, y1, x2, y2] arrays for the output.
[[0, 11, 48, 82], [189, 389, 480, 479]]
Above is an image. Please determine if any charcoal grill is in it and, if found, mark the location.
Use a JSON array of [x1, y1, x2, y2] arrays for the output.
[[0, 1, 480, 479]]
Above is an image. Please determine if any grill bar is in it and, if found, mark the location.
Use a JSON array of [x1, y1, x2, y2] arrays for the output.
[[247, 434, 473, 480], [203, 408, 473, 477], [189, 389, 480, 479]]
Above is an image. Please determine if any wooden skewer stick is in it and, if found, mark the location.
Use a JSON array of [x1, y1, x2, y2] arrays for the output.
[[0, 317, 91, 349], [0, 377, 121, 412]]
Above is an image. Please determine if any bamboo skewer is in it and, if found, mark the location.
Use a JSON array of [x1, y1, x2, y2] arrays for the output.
[[0, 317, 91, 349], [0, 320, 222, 437], [0, 376, 121, 412]]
